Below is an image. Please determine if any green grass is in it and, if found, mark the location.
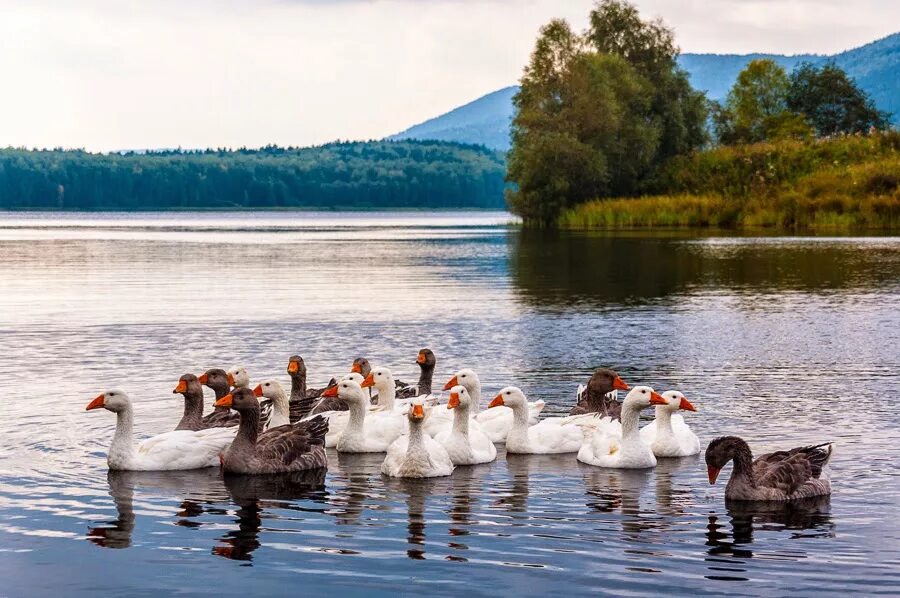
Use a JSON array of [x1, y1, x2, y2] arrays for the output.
[[561, 132, 900, 230]]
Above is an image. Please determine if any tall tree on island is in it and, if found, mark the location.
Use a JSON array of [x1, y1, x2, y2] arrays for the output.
[[506, 0, 707, 226]]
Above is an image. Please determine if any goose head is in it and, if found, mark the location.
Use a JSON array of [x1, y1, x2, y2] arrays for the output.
[[447, 385, 471, 411], [173, 374, 202, 397], [408, 398, 426, 423], [198, 368, 233, 391], [659, 390, 696, 413], [253, 379, 286, 400], [214, 387, 258, 413], [85, 390, 131, 413], [341, 372, 365, 385], [360, 366, 393, 391], [350, 357, 371, 377], [321, 378, 367, 405], [705, 436, 749, 485], [488, 386, 528, 410], [588, 368, 630, 395], [622, 386, 668, 411], [415, 348, 436, 370], [443, 368, 480, 393], [287, 355, 307, 377], [228, 366, 250, 389]]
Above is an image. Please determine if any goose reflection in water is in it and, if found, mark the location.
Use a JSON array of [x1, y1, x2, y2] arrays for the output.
[[498, 452, 583, 513], [328, 452, 389, 525], [212, 468, 327, 562], [88, 469, 227, 549], [706, 495, 834, 564]]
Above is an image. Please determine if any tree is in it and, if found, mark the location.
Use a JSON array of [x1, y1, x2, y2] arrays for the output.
[[787, 62, 889, 136], [506, 0, 708, 226], [713, 59, 808, 144]]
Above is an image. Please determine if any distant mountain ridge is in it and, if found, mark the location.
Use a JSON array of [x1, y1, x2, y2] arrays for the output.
[[389, 33, 899, 151]]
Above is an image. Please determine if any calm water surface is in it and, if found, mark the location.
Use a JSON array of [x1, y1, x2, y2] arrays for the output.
[[1, 211, 899, 596]]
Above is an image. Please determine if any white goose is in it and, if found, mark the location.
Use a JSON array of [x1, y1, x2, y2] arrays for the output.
[[306, 372, 380, 448], [435, 386, 497, 465], [443, 369, 545, 443], [488, 387, 582, 454], [322, 379, 406, 453], [639, 390, 700, 457], [382, 399, 454, 478], [228, 366, 250, 389], [252, 379, 291, 429], [577, 386, 668, 468], [86, 391, 235, 471]]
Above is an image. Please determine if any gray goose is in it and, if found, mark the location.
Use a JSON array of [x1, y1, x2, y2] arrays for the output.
[[569, 368, 630, 418], [706, 436, 833, 501], [198, 368, 241, 427], [173, 374, 215, 431], [216, 388, 328, 474], [303, 357, 370, 417], [396, 348, 436, 399]]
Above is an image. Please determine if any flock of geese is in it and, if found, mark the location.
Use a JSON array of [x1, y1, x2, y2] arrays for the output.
[[86, 349, 834, 502]]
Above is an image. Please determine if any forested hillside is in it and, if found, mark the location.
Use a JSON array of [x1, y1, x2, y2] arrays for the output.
[[0, 140, 508, 210]]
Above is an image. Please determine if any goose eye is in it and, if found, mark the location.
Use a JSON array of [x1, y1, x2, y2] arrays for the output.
[[641, 389, 647, 394]]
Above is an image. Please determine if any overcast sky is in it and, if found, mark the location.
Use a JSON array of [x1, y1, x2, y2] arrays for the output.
[[0, 0, 896, 152]]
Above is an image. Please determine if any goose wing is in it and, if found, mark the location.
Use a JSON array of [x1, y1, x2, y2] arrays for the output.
[[256, 416, 328, 466], [754, 443, 833, 495]]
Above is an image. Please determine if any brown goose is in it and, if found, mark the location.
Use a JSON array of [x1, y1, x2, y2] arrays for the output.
[[304, 357, 371, 417], [198, 368, 240, 427], [706, 436, 833, 501], [396, 348, 436, 399], [289, 355, 332, 401], [215, 388, 328, 474], [569, 368, 630, 418], [173, 374, 216, 431]]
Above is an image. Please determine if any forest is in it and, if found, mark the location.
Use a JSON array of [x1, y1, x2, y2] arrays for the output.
[[0, 140, 507, 211]]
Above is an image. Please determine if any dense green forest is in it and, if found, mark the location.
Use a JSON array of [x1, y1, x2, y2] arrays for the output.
[[0, 140, 507, 211]]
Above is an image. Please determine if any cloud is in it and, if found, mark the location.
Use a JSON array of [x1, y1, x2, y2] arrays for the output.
[[0, 0, 896, 151]]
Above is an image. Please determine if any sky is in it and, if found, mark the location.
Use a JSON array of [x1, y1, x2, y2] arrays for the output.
[[0, 0, 897, 152]]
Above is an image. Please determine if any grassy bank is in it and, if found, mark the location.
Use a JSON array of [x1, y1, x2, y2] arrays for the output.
[[561, 132, 900, 230]]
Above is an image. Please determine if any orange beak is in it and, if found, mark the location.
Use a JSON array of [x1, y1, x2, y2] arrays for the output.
[[252, 384, 263, 397], [613, 376, 630, 391], [447, 392, 460, 409], [488, 394, 504, 408], [214, 393, 233, 408], [443, 375, 458, 391], [708, 466, 721, 485], [85, 394, 105, 411], [416, 352, 426, 364], [411, 403, 425, 418], [226, 373, 235, 386], [322, 385, 339, 397], [360, 373, 375, 388], [351, 363, 362, 374], [287, 360, 299, 374], [198, 373, 209, 384], [679, 396, 697, 412], [173, 380, 187, 394], [649, 391, 668, 406]]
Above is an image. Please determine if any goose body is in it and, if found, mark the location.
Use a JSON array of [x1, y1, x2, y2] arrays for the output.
[[639, 391, 700, 457], [443, 369, 544, 443], [216, 388, 328, 475], [86, 391, 235, 471], [569, 368, 630, 418], [382, 400, 454, 478], [488, 387, 581, 454], [322, 379, 406, 453], [577, 386, 668, 469], [706, 436, 833, 501], [435, 386, 497, 465]]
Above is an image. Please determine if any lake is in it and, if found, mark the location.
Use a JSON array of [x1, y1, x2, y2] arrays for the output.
[[1, 211, 899, 596]]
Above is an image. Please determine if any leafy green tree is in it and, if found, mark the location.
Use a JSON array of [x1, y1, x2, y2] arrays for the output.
[[713, 59, 808, 144], [787, 62, 889, 136], [506, 0, 708, 226]]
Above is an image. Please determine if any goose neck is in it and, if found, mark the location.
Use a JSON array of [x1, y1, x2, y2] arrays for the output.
[[236, 409, 260, 447], [417, 366, 434, 396], [468, 384, 482, 414], [176, 391, 204, 430], [654, 406, 675, 439], [620, 404, 642, 440], [108, 407, 136, 468], [452, 405, 470, 437], [290, 372, 307, 402], [377, 383, 395, 410]]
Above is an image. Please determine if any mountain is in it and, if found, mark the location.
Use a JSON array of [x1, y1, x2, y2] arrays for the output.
[[389, 33, 899, 150], [388, 86, 517, 151]]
